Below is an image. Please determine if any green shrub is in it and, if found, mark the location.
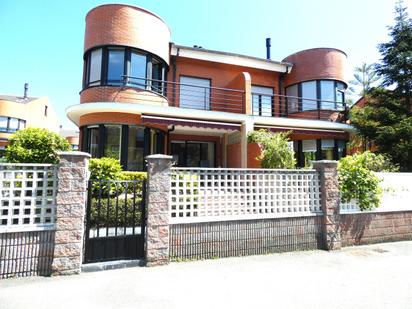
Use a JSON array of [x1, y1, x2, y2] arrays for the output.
[[5, 128, 70, 164], [120, 171, 147, 194], [120, 171, 147, 181], [247, 129, 295, 169], [89, 157, 123, 196], [90, 197, 142, 228], [338, 152, 389, 210]]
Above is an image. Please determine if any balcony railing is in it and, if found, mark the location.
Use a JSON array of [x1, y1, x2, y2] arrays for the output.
[[123, 76, 245, 114], [252, 92, 348, 121], [120, 76, 347, 121]]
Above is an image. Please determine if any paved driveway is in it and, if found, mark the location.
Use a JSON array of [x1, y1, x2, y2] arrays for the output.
[[1, 241, 412, 309]]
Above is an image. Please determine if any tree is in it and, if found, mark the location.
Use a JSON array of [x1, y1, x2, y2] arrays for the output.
[[348, 63, 380, 97], [247, 130, 295, 169], [5, 128, 70, 164], [350, 1, 412, 171]]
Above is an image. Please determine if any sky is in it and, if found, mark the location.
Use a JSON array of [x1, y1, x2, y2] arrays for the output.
[[1, 0, 411, 130]]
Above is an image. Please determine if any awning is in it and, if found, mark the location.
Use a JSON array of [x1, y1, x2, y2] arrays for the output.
[[141, 115, 241, 131], [254, 125, 349, 138]]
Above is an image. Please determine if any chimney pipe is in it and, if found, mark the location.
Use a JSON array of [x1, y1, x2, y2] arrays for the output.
[[24, 83, 28, 99], [266, 38, 271, 60]]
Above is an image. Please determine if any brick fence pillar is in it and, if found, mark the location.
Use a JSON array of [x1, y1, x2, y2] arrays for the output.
[[52, 151, 90, 275], [145, 154, 173, 266], [312, 160, 341, 250]]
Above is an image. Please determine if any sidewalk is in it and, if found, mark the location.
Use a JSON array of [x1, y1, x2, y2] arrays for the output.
[[1, 241, 412, 309]]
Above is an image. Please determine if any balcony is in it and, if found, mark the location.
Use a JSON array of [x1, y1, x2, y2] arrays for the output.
[[118, 76, 348, 122]]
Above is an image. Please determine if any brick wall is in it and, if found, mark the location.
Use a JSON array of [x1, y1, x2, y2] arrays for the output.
[[341, 212, 412, 246], [170, 217, 324, 260]]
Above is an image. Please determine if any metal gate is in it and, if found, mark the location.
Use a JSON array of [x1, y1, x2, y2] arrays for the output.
[[84, 180, 146, 264]]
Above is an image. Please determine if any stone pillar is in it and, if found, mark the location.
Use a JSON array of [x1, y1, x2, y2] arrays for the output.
[[145, 154, 173, 266], [312, 160, 341, 250], [52, 151, 90, 275]]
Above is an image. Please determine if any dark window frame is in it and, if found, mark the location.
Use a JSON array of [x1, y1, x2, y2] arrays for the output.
[[169, 140, 216, 168], [0, 116, 26, 133], [83, 45, 168, 95], [251, 85, 274, 117]]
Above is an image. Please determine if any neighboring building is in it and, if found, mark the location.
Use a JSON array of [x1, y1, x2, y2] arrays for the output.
[[59, 128, 80, 150], [0, 84, 59, 156], [66, 4, 353, 170]]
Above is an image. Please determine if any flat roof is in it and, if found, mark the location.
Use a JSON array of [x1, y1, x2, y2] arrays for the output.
[[171, 44, 293, 73]]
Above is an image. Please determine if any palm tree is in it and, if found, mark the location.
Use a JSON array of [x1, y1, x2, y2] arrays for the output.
[[348, 63, 380, 97]]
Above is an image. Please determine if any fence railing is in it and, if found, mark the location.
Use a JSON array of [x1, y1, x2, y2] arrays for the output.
[[169, 168, 322, 223], [0, 163, 58, 232], [340, 172, 412, 213]]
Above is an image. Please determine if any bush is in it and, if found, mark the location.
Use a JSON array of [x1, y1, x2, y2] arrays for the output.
[[90, 197, 142, 228], [89, 157, 123, 196], [5, 128, 70, 164], [120, 171, 147, 194], [247, 129, 296, 169], [337, 152, 393, 210]]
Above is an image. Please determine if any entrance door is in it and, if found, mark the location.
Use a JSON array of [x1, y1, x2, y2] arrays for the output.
[[171, 141, 215, 167], [84, 180, 146, 263]]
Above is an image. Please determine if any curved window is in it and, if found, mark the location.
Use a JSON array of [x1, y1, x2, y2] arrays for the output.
[[0, 116, 26, 133], [83, 46, 167, 95], [285, 80, 346, 112], [82, 124, 165, 171]]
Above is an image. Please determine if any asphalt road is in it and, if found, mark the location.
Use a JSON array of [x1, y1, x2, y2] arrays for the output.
[[1, 241, 412, 309]]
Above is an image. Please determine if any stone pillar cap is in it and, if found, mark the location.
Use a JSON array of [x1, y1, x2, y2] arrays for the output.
[[58, 151, 91, 158], [145, 154, 173, 160]]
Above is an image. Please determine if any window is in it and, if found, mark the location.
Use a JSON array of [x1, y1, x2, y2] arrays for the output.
[[337, 140, 346, 159], [302, 139, 317, 167], [0, 116, 26, 133], [301, 81, 317, 111], [130, 52, 146, 88], [285, 80, 346, 112], [107, 49, 125, 85], [84, 124, 165, 171], [320, 80, 335, 109], [321, 139, 334, 160], [83, 46, 167, 92], [179, 76, 211, 110], [252, 86, 273, 116], [88, 48, 102, 86], [286, 84, 299, 113], [44, 106, 48, 117], [171, 141, 215, 167]]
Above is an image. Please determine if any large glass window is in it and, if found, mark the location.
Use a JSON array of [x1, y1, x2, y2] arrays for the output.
[[286, 84, 299, 113], [89, 48, 102, 86], [0, 116, 26, 133], [321, 139, 334, 160], [84, 46, 167, 93], [84, 124, 165, 171], [0, 117, 8, 131], [107, 49, 125, 85], [171, 141, 215, 167], [8, 118, 19, 132], [127, 126, 145, 171], [320, 80, 335, 110], [301, 81, 317, 111], [130, 52, 147, 88], [252, 85, 273, 116], [285, 80, 346, 112], [104, 125, 122, 159], [302, 139, 317, 167]]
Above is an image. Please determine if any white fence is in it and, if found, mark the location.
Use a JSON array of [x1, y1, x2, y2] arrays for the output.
[[0, 163, 58, 232], [170, 168, 322, 223], [340, 172, 412, 213]]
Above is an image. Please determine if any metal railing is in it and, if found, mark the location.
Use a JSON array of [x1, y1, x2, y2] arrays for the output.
[[252, 92, 348, 121], [122, 76, 245, 114], [118, 76, 348, 121]]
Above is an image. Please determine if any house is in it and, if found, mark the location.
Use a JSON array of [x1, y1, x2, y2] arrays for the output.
[[66, 4, 353, 170], [0, 84, 59, 156], [59, 128, 80, 150]]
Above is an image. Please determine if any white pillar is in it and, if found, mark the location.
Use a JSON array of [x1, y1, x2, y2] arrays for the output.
[[240, 119, 254, 168]]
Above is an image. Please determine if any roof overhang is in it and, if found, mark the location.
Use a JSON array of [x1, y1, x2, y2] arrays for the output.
[[171, 44, 293, 73], [66, 102, 355, 134]]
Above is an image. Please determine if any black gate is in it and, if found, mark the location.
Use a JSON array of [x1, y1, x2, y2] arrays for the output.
[[84, 180, 146, 263]]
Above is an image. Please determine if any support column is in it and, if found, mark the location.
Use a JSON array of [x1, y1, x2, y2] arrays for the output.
[[240, 119, 254, 168], [145, 154, 173, 266], [52, 151, 90, 275], [312, 160, 341, 250]]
